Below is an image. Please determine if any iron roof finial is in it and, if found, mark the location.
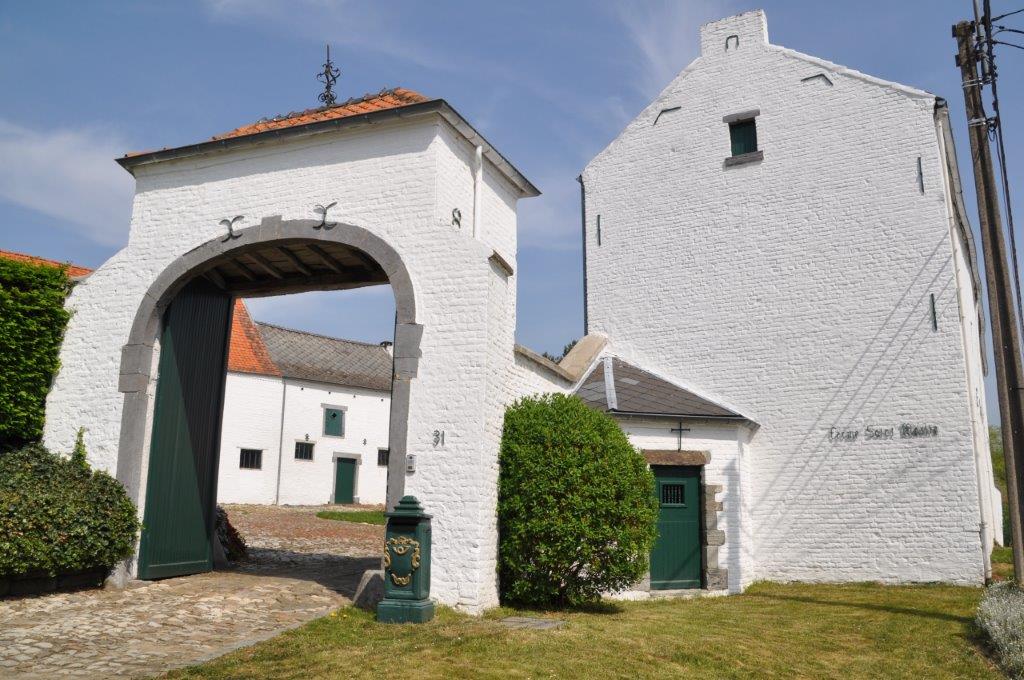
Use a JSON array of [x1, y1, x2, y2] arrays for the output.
[[317, 44, 340, 107]]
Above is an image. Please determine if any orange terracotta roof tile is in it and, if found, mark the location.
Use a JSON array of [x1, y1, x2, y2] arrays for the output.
[[227, 299, 281, 377], [212, 87, 430, 142], [0, 249, 92, 278]]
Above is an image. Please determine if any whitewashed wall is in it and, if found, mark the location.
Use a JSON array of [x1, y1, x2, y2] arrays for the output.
[[216, 372, 284, 504], [277, 378, 391, 505], [582, 10, 992, 586], [44, 113, 528, 612], [618, 417, 750, 593], [215, 372, 392, 505]]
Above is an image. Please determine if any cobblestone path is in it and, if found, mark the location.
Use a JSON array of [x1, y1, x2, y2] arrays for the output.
[[0, 505, 384, 679]]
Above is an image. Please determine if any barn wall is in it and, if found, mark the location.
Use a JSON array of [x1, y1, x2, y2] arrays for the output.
[[582, 10, 990, 585]]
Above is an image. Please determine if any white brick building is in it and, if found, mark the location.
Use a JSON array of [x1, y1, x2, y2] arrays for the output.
[[576, 10, 1002, 591], [41, 9, 1002, 610], [216, 300, 392, 506]]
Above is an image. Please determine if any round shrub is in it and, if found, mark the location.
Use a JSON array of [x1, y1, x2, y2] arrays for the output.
[[498, 393, 658, 607], [0, 443, 139, 578]]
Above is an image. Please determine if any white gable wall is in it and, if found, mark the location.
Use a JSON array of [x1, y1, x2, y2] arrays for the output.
[[582, 11, 991, 586]]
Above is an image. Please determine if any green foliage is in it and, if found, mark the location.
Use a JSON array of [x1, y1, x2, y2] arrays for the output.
[[497, 393, 658, 607], [316, 510, 387, 525], [541, 339, 579, 364], [0, 443, 139, 578], [71, 427, 88, 470], [0, 257, 72, 450]]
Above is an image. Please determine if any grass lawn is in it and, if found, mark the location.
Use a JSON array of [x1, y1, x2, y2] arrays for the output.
[[315, 509, 386, 525], [165, 582, 997, 679]]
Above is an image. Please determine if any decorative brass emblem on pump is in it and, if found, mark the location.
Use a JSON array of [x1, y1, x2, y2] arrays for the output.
[[383, 535, 421, 586]]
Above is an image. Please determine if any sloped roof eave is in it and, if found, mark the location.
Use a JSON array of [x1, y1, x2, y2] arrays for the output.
[[116, 99, 539, 198]]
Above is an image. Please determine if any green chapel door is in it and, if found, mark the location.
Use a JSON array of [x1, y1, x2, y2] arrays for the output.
[[334, 458, 356, 504], [650, 466, 702, 590], [137, 279, 233, 580]]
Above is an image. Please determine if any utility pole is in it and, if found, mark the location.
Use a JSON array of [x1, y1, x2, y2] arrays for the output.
[[954, 19, 1024, 585]]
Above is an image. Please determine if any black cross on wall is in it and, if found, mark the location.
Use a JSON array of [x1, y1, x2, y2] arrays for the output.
[[671, 420, 691, 451]]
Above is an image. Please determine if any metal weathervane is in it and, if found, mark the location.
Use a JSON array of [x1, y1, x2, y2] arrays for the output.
[[317, 44, 340, 106]]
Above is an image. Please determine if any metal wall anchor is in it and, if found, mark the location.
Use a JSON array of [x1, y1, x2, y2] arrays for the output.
[[219, 216, 244, 242], [452, 207, 462, 228], [313, 202, 338, 230]]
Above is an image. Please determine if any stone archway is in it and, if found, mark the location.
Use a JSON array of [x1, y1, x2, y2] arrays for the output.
[[115, 217, 421, 576]]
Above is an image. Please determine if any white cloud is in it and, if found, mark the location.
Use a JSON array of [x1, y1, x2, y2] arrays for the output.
[[0, 119, 134, 247], [609, 0, 732, 99]]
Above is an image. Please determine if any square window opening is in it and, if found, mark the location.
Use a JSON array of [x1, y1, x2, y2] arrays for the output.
[[377, 448, 389, 467], [294, 441, 314, 461], [240, 448, 262, 470], [323, 407, 345, 437], [729, 119, 758, 156]]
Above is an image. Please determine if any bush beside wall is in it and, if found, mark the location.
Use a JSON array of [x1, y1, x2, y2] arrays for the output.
[[497, 393, 658, 607], [0, 257, 72, 450], [0, 443, 139, 581], [977, 582, 1024, 678]]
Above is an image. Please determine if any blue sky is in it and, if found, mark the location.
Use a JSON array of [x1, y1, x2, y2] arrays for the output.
[[1, 1, 1021, 411]]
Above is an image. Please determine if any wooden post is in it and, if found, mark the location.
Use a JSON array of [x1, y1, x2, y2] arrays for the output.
[[954, 20, 1024, 584]]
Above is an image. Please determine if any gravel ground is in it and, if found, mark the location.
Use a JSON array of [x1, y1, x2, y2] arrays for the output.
[[0, 504, 384, 679]]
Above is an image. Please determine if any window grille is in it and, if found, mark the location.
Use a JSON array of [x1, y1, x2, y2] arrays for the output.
[[239, 448, 262, 469], [377, 448, 389, 467], [661, 483, 686, 505], [295, 441, 314, 461]]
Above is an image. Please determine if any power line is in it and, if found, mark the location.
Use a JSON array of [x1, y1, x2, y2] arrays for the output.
[[981, 1, 1023, 354]]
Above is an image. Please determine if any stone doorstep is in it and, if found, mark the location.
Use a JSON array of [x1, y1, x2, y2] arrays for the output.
[[498, 616, 566, 630], [648, 588, 729, 600]]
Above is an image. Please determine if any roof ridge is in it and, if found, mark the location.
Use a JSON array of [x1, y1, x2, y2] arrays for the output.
[[251, 87, 416, 126], [254, 320, 389, 348]]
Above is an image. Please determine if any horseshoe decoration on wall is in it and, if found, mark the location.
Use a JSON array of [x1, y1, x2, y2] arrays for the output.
[[219, 216, 244, 242], [313, 201, 338, 230]]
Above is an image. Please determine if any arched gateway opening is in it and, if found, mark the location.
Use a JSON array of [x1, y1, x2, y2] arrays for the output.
[[116, 218, 420, 579]]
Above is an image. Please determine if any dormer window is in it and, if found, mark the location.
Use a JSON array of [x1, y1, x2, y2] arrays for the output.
[[723, 109, 763, 167]]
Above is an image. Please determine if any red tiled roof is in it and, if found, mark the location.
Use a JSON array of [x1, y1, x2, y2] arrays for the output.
[[227, 299, 281, 377], [0, 249, 92, 278], [211, 88, 429, 141], [122, 88, 430, 159]]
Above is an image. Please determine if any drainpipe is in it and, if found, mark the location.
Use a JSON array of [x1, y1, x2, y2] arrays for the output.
[[473, 145, 483, 239], [577, 174, 589, 335], [274, 377, 287, 505]]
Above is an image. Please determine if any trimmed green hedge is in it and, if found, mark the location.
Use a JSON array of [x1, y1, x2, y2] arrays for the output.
[[497, 393, 658, 607], [0, 440, 139, 578], [0, 257, 72, 450]]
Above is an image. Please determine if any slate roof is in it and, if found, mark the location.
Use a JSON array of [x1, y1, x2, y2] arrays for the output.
[[575, 357, 749, 421], [255, 321, 393, 391]]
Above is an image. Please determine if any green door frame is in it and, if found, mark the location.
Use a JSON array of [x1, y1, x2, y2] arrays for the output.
[[649, 465, 704, 590]]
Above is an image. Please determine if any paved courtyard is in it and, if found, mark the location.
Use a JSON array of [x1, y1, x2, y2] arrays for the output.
[[0, 504, 384, 679]]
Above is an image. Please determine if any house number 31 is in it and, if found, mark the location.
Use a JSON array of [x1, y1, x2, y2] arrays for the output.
[[432, 430, 445, 447]]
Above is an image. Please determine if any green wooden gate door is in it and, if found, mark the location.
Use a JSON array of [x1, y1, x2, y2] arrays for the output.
[[334, 458, 356, 504], [137, 279, 233, 579], [649, 466, 702, 590]]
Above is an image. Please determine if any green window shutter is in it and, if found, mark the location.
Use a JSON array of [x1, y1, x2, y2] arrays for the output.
[[729, 119, 757, 156], [324, 408, 344, 436]]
